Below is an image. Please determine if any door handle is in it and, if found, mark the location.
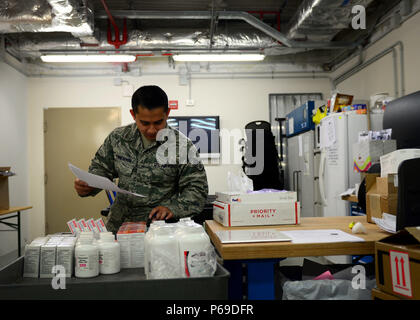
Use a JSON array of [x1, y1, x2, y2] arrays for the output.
[[319, 150, 328, 207], [296, 171, 302, 203]]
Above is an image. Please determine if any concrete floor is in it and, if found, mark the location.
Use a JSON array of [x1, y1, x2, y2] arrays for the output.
[[0, 249, 20, 269]]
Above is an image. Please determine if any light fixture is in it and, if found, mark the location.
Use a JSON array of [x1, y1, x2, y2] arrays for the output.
[[172, 54, 265, 62], [40, 54, 136, 63]]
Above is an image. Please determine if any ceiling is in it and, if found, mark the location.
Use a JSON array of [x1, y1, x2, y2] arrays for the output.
[[0, 0, 405, 75]]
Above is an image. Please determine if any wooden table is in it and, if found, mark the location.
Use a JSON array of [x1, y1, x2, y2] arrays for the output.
[[205, 216, 389, 300], [341, 195, 359, 203], [0, 206, 32, 257]]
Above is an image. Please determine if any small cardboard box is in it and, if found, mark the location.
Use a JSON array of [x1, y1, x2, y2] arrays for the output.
[[366, 174, 398, 223], [380, 149, 420, 177], [0, 166, 11, 210], [353, 141, 396, 173], [375, 227, 420, 300], [213, 199, 300, 227], [371, 288, 402, 300], [376, 175, 398, 195]]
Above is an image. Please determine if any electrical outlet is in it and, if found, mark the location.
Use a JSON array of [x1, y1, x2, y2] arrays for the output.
[[113, 78, 122, 86], [186, 99, 195, 107]]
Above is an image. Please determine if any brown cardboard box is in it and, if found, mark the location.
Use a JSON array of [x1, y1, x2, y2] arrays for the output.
[[375, 227, 420, 300], [377, 175, 398, 196], [0, 166, 11, 210], [371, 288, 403, 300], [366, 174, 398, 223]]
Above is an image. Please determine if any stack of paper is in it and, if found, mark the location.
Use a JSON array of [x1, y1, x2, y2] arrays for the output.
[[280, 229, 365, 244], [372, 213, 396, 234]]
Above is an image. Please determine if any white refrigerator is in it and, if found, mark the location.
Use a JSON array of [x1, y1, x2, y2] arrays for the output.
[[318, 113, 368, 264], [317, 113, 384, 217]]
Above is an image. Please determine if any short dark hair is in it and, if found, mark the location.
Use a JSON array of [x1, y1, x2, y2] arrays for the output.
[[131, 85, 168, 114]]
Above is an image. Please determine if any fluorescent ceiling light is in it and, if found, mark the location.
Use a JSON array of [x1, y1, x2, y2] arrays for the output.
[[40, 54, 136, 63], [173, 54, 265, 62]]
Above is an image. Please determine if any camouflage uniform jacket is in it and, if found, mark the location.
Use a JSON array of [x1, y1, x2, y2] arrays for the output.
[[87, 123, 208, 233]]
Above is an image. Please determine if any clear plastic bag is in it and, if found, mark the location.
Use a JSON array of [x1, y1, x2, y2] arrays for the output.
[[227, 170, 254, 193]]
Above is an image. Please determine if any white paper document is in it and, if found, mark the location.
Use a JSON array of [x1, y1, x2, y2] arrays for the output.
[[372, 213, 396, 234], [68, 163, 145, 197], [340, 188, 356, 197], [215, 229, 292, 244], [280, 229, 365, 244]]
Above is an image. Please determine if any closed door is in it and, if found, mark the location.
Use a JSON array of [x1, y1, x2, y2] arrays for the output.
[[44, 107, 121, 234]]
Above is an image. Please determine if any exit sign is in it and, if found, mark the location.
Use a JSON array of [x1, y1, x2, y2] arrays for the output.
[[169, 100, 178, 110]]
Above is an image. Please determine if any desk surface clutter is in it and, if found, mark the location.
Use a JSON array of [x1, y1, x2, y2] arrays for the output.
[[205, 216, 389, 260]]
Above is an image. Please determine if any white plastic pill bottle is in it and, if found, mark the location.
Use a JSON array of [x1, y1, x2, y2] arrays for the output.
[[177, 224, 212, 278], [75, 237, 99, 278], [98, 234, 120, 275]]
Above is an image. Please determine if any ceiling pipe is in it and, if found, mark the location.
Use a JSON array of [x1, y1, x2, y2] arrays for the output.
[[100, 0, 128, 49], [95, 10, 358, 49]]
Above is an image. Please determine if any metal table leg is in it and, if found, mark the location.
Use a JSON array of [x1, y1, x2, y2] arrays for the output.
[[17, 211, 21, 257], [0, 213, 20, 258], [247, 259, 283, 300]]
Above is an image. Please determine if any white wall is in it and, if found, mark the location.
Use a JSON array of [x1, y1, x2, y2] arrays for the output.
[[332, 11, 420, 100], [27, 75, 331, 239], [0, 62, 29, 256]]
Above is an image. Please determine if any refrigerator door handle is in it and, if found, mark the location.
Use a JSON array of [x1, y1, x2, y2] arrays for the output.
[[296, 171, 302, 203], [319, 150, 328, 207]]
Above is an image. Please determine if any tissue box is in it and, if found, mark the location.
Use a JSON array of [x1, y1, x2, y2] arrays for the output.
[[353, 140, 396, 172], [380, 149, 420, 177], [213, 191, 300, 227]]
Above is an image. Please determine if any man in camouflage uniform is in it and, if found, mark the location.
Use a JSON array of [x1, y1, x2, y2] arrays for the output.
[[74, 85, 208, 233]]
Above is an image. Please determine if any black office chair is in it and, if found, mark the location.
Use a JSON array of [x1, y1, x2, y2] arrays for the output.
[[397, 158, 420, 231], [100, 190, 115, 217]]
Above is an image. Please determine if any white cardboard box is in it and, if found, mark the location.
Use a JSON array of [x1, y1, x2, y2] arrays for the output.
[[117, 233, 145, 268], [213, 199, 300, 227], [39, 244, 57, 278], [380, 149, 420, 177], [215, 191, 297, 204], [56, 244, 75, 278]]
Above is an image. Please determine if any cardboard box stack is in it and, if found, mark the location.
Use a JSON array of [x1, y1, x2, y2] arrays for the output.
[[365, 173, 398, 223], [375, 227, 420, 300], [117, 222, 146, 268], [0, 167, 15, 210]]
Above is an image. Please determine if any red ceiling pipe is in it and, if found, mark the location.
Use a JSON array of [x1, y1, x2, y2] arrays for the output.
[[101, 0, 128, 49]]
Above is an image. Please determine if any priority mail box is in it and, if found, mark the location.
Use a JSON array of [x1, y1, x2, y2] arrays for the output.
[[380, 149, 420, 177], [213, 197, 300, 227], [375, 227, 420, 300]]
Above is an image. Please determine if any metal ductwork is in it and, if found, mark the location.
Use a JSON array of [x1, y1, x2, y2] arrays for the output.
[[98, 10, 358, 49], [287, 0, 374, 42], [11, 28, 295, 58], [0, 0, 96, 43]]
